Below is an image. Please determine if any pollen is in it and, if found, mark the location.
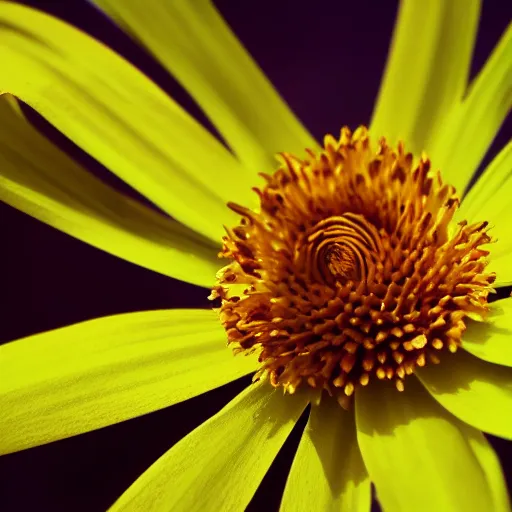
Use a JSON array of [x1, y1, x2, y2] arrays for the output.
[[210, 126, 495, 408]]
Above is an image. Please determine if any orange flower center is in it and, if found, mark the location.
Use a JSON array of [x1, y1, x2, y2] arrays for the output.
[[210, 126, 495, 408]]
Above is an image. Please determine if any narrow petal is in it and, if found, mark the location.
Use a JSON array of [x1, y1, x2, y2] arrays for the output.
[[0, 2, 250, 242], [467, 424, 512, 512], [455, 140, 512, 285], [462, 298, 512, 367], [92, 0, 317, 173], [416, 349, 512, 440], [0, 309, 257, 455], [457, 140, 512, 223], [0, 94, 219, 288], [370, 0, 480, 154], [280, 398, 370, 512], [356, 378, 510, 512], [430, 22, 512, 194], [109, 381, 309, 511]]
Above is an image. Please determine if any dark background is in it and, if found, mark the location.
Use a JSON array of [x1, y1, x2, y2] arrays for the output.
[[0, 1, 510, 510]]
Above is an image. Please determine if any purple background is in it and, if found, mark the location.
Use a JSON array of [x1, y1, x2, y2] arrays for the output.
[[0, 1, 510, 510]]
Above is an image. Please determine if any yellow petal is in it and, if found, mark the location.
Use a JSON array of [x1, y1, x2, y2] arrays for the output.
[[370, 0, 480, 154], [488, 258, 512, 288], [0, 309, 257, 455], [455, 139, 512, 285], [0, 93, 219, 288], [430, 22, 512, 195], [109, 381, 309, 511], [356, 378, 510, 512], [467, 424, 512, 512], [457, 140, 512, 224], [280, 398, 370, 512], [462, 298, 512, 367], [416, 349, 512, 440], [92, 0, 316, 174], [0, 2, 248, 242]]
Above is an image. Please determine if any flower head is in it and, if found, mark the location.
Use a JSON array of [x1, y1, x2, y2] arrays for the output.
[[0, 1, 510, 511]]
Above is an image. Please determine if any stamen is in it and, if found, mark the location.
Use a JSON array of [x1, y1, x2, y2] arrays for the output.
[[211, 126, 495, 407]]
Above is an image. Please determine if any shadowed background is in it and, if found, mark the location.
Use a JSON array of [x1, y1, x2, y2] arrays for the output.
[[0, 0, 510, 510]]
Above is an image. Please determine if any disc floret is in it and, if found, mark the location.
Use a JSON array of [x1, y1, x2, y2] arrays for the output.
[[211, 126, 495, 408]]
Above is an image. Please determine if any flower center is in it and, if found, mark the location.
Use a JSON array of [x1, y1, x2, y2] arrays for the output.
[[210, 126, 495, 408]]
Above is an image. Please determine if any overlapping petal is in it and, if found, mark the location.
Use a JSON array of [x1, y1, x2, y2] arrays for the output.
[[417, 349, 512, 440], [109, 381, 309, 511], [0, 93, 219, 287], [0, 309, 257, 454], [0, 2, 250, 242], [370, 0, 480, 155], [430, 22, 512, 194], [458, 140, 512, 223], [456, 139, 512, 286], [281, 398, 370, 512], [356, 378, 510, 512], [462, 298, 512, 367], [91, 0, 316, 174]]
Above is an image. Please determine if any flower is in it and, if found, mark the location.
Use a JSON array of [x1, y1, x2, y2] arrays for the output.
[[0, 1, 511, 511]]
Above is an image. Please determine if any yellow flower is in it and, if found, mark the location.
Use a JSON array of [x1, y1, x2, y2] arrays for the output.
[[0, 1, 511, 511]]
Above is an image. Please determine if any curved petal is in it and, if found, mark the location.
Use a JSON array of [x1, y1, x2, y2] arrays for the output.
[[0, 93, 219, 288], [91, 0, 317, 173], [370, 0, 480, 154], [416, 349, 512, 440], [430, 22, 512, 195], [455, 140, 512, 285], [462, 298, 512, 367], [467, 425, 512, 512], [109, 381, 310, 511], [455, 138, 512, 283], [458, 140, 512, 224], [355, 378, 510, 512], [280, 398, 370, 512], [0, 2, 250, 242], [0, 309, 257, 455]]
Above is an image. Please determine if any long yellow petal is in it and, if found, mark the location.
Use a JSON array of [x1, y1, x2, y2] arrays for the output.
[[92, 0, 317, 174], [455, 140, 512, 286], [370, 0, 480, 154], [0, 94, 219, 288], [467, 425, 512, 512], [0, 2, 249, 242], [462, 298, 512, 367], [109, 381, 309, 511], [356, 378, 510, 512], [280, 398, 370, 512], [430, 22, 512, 195], [458, 140, 512, 223], [0, 309, 257, 455], [416, 349, 512, 440]]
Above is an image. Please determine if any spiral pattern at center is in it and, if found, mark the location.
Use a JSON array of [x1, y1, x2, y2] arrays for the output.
[[297, 213, 382, 286]]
